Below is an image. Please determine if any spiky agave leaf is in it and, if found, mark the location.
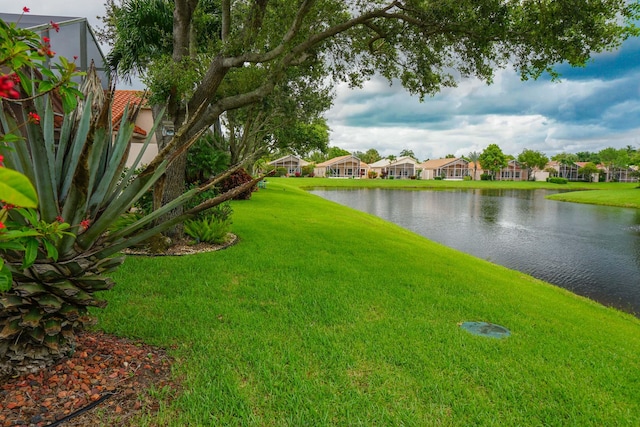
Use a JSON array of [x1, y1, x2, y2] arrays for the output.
[[0, 65, 262, 378]]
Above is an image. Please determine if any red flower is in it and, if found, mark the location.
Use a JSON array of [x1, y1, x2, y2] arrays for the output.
[[0, 154, 3, 167], [0, 221, 5, 230], [28, 112, 40, 124], [56, 216, 64, 223], [3, 203, 15, 210], [80, 219, 90, 230], [0, 75, 20, 99], [22, 7, 29, 13], [43, 36, 50, 43], [50, 21, 60, 32]]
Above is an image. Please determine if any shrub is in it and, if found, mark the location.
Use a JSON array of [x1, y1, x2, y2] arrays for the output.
[[368, 170, 378, 179], [219, 168, 256, 200], [480, 173, 492, 180], [463, 175, 472, 181], [301, 164, 315, 176], [184, 215, 232, 244], [434, 176, 443, 180], [294, 171, 301, 177], [276, 167, 287, 176], [547, 177, 568, 184]]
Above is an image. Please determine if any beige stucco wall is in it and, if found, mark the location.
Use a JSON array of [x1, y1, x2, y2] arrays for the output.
[[125, 107, 158, 168]]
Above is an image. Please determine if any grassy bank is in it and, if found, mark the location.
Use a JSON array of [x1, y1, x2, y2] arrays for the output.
[[98, 181, 640, 425], [546, 188, 640, 208], [272, 176, 638, 191], [273, 176, 640, 208]]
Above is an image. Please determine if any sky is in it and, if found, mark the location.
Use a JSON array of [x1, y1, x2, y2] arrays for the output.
[[3, 1, 640, 161]]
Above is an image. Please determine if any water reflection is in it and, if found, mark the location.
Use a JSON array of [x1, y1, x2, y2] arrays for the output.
[[310, 188, 640, 316]]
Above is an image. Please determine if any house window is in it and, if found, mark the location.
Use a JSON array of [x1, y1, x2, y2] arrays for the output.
[[347, 168, 353, 176]]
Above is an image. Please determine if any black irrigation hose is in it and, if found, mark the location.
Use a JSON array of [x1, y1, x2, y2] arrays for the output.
[[45, 392, 115, 427]]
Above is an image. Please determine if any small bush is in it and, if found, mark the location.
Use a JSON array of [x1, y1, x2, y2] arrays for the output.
[[219, 168, 256, 200], [547, 177, 568, 184], [480, 173, 492, 181], [434, 176, 442, 180], [184, 213, 232, 244], [463, 175, 472, 181], [276, 167, 287, 177], [368, 170, 378, 179]]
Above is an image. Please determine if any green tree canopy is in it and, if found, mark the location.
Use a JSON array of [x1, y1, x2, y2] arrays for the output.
[[400, 149, 417, 160], [101, 0, 639, 230], [361, 148, 382, 164], [517, 149, 549, 181], [578, 162, 600, 182], [479, 144, 508, 179]]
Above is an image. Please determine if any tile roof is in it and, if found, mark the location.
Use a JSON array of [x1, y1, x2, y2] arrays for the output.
[[111, 90, 148, 136], [316, 154, 366, 167], [421, 158, 466, 169]]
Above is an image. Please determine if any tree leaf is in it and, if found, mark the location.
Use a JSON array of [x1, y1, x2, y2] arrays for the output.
[[0, 168, 38, 208], [22, 238, 39, 269]]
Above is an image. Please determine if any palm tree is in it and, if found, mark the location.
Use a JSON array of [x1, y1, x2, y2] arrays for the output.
[[468, 151, 480, 180]]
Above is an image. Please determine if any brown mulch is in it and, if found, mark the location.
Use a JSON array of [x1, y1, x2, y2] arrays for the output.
[[0, 331, 178, 427], [0, 238, 239, 426], [122, 234, 238, 256]]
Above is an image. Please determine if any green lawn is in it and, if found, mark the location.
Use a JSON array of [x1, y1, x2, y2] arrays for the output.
[[273, 176, 638, 192], [546, 188, 640, 208], [97, 180, 640, 425]]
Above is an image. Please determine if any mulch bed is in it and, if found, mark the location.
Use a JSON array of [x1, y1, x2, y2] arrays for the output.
[[0, 238, 238, 426], [0, 331, 178, 427]]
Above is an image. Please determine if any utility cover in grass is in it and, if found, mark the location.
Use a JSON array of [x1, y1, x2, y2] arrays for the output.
[[460, 321, 510, 339]]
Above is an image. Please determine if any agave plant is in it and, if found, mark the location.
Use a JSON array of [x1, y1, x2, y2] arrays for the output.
[[0, 67, 260, 378]]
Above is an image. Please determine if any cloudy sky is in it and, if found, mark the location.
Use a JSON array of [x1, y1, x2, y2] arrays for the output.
[[4, 1, 640, 161]]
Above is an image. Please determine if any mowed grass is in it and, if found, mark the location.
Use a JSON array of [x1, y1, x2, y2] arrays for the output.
[[274, 176, 638, 191], [547, 187, 640, 208], [97, 180, 640, 426]]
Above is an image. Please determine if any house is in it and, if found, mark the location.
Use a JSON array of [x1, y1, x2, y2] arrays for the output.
[[604, 165, 638, 182], [268, 155, 309, 176], [496, 160, 526, 181], [539, 161, 602, 182], [112, 91, 159, 168], [421, 158, 470, 180], [314, 155, 368, 178], [1, 13, 109, 88], [386, 156, 422, 179], [368, 158, 392, 178]]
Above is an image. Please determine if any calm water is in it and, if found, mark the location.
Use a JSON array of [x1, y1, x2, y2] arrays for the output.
[[310, 188, 640, 316]]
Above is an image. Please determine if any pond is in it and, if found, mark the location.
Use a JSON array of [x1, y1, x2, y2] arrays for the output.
[[309, 188, 640, 316]]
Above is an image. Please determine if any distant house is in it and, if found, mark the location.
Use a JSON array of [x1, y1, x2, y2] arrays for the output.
[[368, 158, 392, 178], [112, 91, 159, 168], [421, 158, 470, 180], [314, 155, 368, 178], [386, 156, 421, 179], [268, 155, 309, 176], [540, 161, 602, 182], [605, 165, 638, 182], [497, 160, 526, 181]]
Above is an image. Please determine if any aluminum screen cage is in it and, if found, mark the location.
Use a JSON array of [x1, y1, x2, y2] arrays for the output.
[[1, 13, 109, 88]]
